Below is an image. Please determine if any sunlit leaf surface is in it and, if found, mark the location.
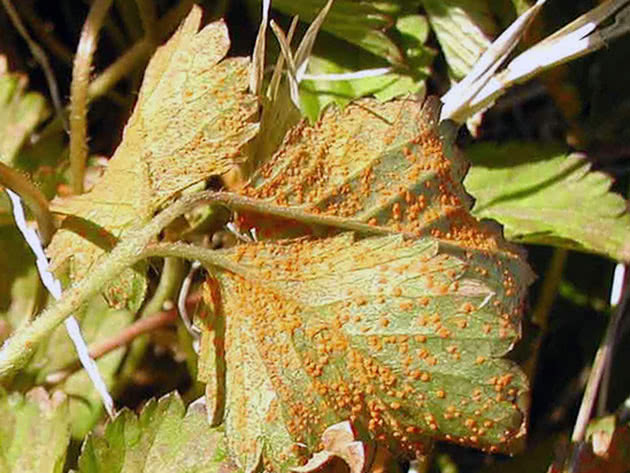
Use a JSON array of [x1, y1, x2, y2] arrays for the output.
[[264, 0, 407, 65], [77, 393, 237, 473], [422, 0, 497, 79], [300, 14, 435, 120], [47, 7, 259, 309], [465, 142, 630, 261]]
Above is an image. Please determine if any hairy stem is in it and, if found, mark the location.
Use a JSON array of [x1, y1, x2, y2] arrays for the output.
[[0, 190, 230, 380], [0, 183, 397, 381], [0, 162, 54, 245], [69, 0, 114, 194], [40, 1, 195, 144]]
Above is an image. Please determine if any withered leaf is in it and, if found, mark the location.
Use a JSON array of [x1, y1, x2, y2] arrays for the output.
[[198, 98, 533, 470], [47, 6, 259, 309]]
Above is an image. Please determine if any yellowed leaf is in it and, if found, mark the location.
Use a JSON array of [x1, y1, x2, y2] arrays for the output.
[[48, 6, 259, 308]]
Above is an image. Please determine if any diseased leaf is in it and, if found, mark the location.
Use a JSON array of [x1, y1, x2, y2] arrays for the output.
[[199, 97, 533, 471], [422, 0, 498, 79], [209, 232, 530, 471], [77, 393, 238, 473], [0, 387, 70, 473], [47, 6, 259, 310], [464, 142, 630, 262]]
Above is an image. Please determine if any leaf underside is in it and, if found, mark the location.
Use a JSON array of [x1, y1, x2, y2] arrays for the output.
[[199, 97, 534, 471]]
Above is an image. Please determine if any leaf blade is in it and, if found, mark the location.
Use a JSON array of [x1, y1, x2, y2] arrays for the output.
[[464, 142, 630, 261], [47, 7, 259, 309]]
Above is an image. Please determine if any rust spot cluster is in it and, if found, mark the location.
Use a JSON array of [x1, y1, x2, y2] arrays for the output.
[[216, 226, 529, 459]]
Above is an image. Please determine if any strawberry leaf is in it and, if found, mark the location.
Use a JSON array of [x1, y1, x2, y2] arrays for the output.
[[47, 7, 259, 310], [464, 142, 630, 261], [265, 0, 407, 65], [198, 96, 533, 471], [422, 0, 497, 79], [0, 56, 49, 166], [0, 387, 70, 473], [77, 392, 238, 473]]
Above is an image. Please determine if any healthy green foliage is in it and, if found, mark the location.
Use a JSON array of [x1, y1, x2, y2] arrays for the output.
[[263, 0, 411, 64], [77, 393, 237, 473], [464, 142, 630, 262], [0, 388, 70, 473], [300, 13, 434, 120], [0, 57, 49, 166], [422, 0, 498, 79]]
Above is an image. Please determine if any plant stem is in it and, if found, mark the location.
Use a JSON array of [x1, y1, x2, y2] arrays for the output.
[[46, 303, 182, 384], [0, 190, 230, 380], [17, 1, 74, 65], [183, 190, 397, 237], [571, 271, 629, 443], [39, 0, 195, 141], [523, 248, 568, 380], [69, 0, 114, 195], [135, 0, 157, 42], [88, 0, 194, 100], [0, 162, 55, 245], [0, 183, 398, 381]]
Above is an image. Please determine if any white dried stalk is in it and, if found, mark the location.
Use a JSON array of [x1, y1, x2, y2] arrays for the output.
[[442, 0, 630, 123], [4, 189, 115, 418]]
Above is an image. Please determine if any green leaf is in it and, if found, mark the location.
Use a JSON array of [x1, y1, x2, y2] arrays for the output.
[[47, 7, 259, 310], [0, 57, 52, 319], [0, 56, 49, 166], [300, 14, 435, 120], [0, 226, 38, 319], [464, 142, 630, 261], [264, 0, 408, 65], [0, 387, 70, 473], [11, 296, 133, 439], [422, 0, 498, 79], [199, 97, 533, 471], [77, 392, 238, 473]]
